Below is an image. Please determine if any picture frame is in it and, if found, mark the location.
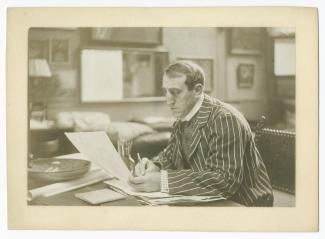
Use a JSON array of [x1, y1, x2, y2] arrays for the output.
[[229, 28, 264, 55], [80, 47, 169, 102], [236, 63, 254, 88], [49, 38, 71, 65], [274, 37, 296, 76], [28, 40, 49, 60], [90, 27, 162, 46], [177, 57, 214, 92]]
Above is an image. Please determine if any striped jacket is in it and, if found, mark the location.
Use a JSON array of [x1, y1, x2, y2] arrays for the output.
[[154, 94, 273, 206]]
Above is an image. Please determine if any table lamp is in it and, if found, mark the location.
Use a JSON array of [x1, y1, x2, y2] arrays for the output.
[[28, 58, 53, 122]]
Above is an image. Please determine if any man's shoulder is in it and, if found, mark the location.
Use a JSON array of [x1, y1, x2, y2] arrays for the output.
[[205, 95, 250, 127], [202, 94, 222, 111], [203, 95, 233, 117]]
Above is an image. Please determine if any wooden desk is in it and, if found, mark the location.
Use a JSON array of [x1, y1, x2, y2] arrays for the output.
[[28, 153, 242, 207], [28, 179, 242, 207]]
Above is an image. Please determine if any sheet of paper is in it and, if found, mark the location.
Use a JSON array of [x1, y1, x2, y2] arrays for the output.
[[65, 132, 165, 198], [104, 179, 171, 198], [74, 188, 127, 205], [65, 131, 130, 181]]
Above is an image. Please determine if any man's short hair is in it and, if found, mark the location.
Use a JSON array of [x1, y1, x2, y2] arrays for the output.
[[164, 60, 205, 90]]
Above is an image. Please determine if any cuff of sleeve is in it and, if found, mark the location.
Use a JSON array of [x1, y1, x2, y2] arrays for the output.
[[160, 170, 169, 193]]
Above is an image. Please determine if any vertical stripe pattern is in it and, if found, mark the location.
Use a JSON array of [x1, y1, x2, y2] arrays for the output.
[[153, 94, 273, 206]]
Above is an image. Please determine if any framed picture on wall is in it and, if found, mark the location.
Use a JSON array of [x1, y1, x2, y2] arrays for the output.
[[80, 48, 169, 102], [229, 28, 264, 55], [28, 40, 49, 59], [49, 38, 71, 65], [274, 38, 296, 76], [91, 27, 162, 46], [177, 57, 214, 92], [236, 63, 254, 88]]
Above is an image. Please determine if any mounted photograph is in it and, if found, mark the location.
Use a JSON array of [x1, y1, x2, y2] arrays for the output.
[[6, 8, 318, 231]]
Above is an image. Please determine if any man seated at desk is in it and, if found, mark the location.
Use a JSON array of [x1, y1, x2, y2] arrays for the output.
[[128, 60, 274, 207]]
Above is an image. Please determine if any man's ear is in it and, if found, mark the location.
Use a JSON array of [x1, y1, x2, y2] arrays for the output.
[[193, 83, 203, 95]]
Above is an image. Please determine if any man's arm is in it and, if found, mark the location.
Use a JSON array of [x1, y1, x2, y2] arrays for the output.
[[128, 126, 177, 192], [164, 114, 246, 198], [150, 126, 178, 170]]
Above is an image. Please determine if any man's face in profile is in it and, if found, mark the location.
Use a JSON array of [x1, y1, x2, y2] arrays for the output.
[[162, 74, 199, 119]]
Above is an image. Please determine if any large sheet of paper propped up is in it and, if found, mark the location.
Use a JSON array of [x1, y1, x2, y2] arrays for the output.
[[65, 131, 130, 181]]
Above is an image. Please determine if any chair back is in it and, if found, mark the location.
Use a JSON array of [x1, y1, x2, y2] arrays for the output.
[[255, 127, 295, 194]]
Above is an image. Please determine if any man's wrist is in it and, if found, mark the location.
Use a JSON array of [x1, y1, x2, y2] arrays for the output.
[[160, 170, 169, 193]]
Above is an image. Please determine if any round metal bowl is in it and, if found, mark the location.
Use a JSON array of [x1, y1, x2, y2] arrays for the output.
[[28, 158, 91, 182]]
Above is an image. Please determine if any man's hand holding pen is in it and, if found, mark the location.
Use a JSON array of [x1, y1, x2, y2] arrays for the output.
[[128, 154, 161, 192], [132, 154, 159, 176]]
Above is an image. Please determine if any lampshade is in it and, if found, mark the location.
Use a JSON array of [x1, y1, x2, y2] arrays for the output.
[[29, 59, 52, 78]]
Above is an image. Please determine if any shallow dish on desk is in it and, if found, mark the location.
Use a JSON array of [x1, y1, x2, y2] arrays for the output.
[[28, 158, 91, 182]]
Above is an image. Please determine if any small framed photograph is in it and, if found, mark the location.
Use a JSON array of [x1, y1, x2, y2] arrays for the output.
[[49, 38, 71, 65], [236, 63, 254, 88], [177, 57, 214, 92]]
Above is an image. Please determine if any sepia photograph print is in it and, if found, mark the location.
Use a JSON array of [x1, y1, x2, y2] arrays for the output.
[[7, 8, 318, 231], [27, 27, 295, 207]]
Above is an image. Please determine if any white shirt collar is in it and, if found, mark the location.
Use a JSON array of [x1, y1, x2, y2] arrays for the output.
[[181, 94, 204, 122]]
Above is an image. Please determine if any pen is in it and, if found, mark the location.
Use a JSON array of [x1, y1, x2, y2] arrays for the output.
[[130, 156, 136, 177], [137, 153, 146, 176], [137, 153, 142, 164]]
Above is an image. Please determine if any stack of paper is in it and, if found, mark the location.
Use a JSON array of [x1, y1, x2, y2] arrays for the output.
[[103, 179, 171, 198], [104, 179, 224, 205], [141, 195, 225, 205]]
